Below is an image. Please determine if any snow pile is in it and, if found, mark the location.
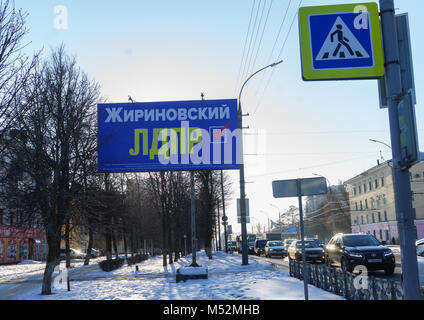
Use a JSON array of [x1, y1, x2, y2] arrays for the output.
[[178, 266, 208, 275]]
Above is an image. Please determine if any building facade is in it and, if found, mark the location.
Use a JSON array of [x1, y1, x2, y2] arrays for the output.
[[345, 160, 424, 243]]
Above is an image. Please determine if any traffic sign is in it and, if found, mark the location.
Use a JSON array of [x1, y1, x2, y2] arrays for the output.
[[299, 2, 384, 81]]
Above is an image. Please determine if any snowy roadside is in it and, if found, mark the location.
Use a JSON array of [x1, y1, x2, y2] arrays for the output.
[[6, 251, 344, 300]]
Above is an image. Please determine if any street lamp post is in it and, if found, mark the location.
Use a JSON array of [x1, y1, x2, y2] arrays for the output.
[[238, 60, 283, 265], [270, 203, 281, 224], [260, 210, 270, 232]]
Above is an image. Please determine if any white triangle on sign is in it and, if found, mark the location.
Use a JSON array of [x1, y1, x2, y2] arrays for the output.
[[315, 16, 370, 61]]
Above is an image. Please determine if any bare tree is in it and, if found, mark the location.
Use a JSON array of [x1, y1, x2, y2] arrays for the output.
[[0, 0, 38, 149], [10, 45, 100, 294]]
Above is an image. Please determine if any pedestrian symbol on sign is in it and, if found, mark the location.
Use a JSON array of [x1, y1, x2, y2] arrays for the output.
[[316, 16, 370, 61], [298, 2, 384, 80]]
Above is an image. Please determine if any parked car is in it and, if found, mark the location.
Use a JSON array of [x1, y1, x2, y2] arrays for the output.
[[227, 240, 237, 252], [282, 239, 296, 257], [416, 239, 424, 289], [81, 248, 100, 258], [254, 239, 268, 256], [60, 248, 85, 260], [265, 240, 285, 258], [324, 233, 395, 275], [287, 239, 325, 263]]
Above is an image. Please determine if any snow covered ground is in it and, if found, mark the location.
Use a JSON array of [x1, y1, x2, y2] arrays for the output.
[[1, 251, 344, 300]]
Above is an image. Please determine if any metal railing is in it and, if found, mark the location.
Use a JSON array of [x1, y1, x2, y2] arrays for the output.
[[289, 260, 405, 300]]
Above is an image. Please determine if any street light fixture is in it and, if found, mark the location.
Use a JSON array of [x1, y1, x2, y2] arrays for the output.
[[237, 60, 284, 265], [369, 139, 392, 149]]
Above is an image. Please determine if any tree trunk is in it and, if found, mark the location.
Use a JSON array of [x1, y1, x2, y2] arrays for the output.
[[123, 232, 128, 258], [112, 231, 119, 259], [105, 230, 112, 260], [41, 224, 61, 295], [83, 227, 93, 266], [65, 219, 71, 268]]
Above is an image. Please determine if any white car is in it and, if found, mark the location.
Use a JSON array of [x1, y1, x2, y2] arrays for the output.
[[416, 239, 424, 289], [265, 240, 285, 258]]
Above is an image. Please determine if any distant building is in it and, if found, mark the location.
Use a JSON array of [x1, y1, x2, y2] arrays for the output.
[[304, 185, 351, 243], [345, 160, 424, 243]]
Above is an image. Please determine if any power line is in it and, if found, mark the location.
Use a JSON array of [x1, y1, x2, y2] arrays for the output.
[[252, 0, 303, 116], [248, 0, 274, 80], [247, 154, 379, 179], [233, 0, 257, 98], [253, 0, 293, 97], [238, 0, 263, 96]]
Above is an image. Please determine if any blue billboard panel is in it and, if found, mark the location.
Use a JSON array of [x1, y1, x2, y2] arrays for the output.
[[98, 99, 240, 172]]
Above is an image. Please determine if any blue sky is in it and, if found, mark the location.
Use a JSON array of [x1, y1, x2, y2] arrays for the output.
[[16, 0, 424, 233]]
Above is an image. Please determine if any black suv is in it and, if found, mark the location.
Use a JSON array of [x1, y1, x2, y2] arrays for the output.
[[324, 233, 395, 275]]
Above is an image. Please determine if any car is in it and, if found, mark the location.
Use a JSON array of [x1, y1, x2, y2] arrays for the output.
[[287, 239, 325, 263], [60, 248, 85, 260], [324, 233, 395, 275], [416, 239, 424, 289], [227, 240, 237, 252], [282, 239, 296, 257], [306, 238, 323, 247], [264, 240, 285, 258], [254, 239, 268, 256], [81, 248, 100, 258]]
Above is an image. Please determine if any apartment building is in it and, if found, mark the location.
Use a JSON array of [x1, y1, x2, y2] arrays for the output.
[[345, 160, 424, 243]]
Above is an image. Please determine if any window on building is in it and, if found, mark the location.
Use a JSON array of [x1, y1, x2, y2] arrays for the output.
[[379, 229, 383, 240], [363, 183, 367, 193], [375, 179, 378, 189], [353, 187, 357, 196], [359, 185, 362, 194], [360, 201, 363, 210], [378, 212, 381, 222], [371, 198, 375, 209], [382, 194, 387, 205], [372, 213, 375, 223], [384, 210, 388, 221], [355, 202, 358, 211], [381, 177, 384, 187], [385, 230, 389, 241], [361, 216, 364, 224], [365, 199, 368, 209], [369, 181, 372, 191], [373, 230, 376, 237]]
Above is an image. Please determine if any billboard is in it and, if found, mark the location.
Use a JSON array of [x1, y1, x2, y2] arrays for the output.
[[98, 99, 241, 172]]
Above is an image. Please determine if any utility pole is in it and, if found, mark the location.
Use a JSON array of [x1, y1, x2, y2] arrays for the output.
[[238, 60, 283, 265], [221, 170, 228, 252], [380, 0, 421, 299]]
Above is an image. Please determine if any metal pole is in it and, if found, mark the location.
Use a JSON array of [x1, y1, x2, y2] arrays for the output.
[[238, 60, 283, 265], [297, 179, 308, 300], [217, 204, 222, 251], [379, 0, 421, 299], [190, 171, 199, 267], [221, 170, 228, 252]]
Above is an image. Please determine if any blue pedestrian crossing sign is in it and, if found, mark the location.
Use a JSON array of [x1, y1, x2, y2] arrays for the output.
[[299, 3, 384, 81]]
